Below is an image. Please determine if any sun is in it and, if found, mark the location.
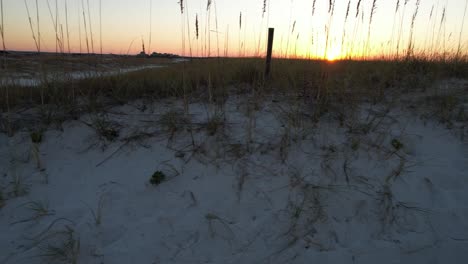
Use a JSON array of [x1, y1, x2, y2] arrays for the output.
[[326, 54, 337, 62], [326, 46, 341, 62]]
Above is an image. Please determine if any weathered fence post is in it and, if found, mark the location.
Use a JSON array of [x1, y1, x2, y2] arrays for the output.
[[265, 28, 274, 78]]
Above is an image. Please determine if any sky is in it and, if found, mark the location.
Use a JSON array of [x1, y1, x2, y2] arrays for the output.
[[1, 0, 467, 59]]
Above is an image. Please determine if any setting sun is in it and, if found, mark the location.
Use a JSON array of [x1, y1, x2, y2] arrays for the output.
[[325, 46, 341, 61], [326, 53, 337, 62]]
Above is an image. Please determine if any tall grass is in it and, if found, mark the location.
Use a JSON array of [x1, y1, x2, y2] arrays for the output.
[[390, 0, 400, 59], [436, 6, 447, 60], [406, 0, 420, 59], [149, 0, 152, 54], [366, 0, 378, 57], [340, 0, 351, 58], [86, 0, 94, 53], [196, 13, 199, 56], [179, 0, 185, 57], [0, 0, 8, 135], [100, 0, 103, 55], [65, 0, 70, 54], [256, 0, 268, 57], [206, 0, 211, 57], [285, 0, 293, 58], [238, 12, 241, 57], [1, 1, 466, 61], [185, 0, 193, 58], [46, 0, 61, 53], [81, 0, 90, 54], [77, 7, 82, 54], [24, 0, 40, 53], [324, 0, 336, 60], [0, 0, 5, 68], [396, 0, 409, 59], [457, 0, 468, 59], [213, 0, 220, 58]]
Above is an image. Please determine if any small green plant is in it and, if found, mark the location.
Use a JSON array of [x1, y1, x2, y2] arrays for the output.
[[30, 130, 43, 144], [150, 171, 166, 185], [391, 138, 404, 150]]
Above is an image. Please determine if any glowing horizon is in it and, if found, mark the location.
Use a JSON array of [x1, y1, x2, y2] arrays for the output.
[[1, 0, 467, 60]]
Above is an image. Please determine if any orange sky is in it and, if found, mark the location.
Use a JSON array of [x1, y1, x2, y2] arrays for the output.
[[1, 0, 467, 59]]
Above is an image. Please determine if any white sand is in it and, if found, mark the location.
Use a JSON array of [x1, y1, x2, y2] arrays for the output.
[[1, 85, 467, 264]]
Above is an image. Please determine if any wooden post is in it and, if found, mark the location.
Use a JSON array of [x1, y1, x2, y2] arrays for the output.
[[265, 28, 274, 78]]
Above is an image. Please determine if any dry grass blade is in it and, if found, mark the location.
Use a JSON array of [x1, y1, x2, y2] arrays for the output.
[[0, 0, 5, 53], [86, 0, 94, 53], [457, 0, 468, 57], [81, 0, 90, 54], [370, 0, 377, 26], [178, 0, 184, 14], [24, 0, 40, 52], [65, 0, 71, 53], [312, 0, 317, 16], [407, 0, 421, 57], [345, 0, 351, 22], [195, 13, 199, 40], [356, 0, 362, 18]]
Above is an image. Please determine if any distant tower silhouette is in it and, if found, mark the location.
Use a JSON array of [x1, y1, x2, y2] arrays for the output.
[[142, 38, 146, 55]]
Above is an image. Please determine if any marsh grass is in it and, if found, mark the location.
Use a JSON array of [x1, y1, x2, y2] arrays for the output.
[[1, 56, 467, 135]]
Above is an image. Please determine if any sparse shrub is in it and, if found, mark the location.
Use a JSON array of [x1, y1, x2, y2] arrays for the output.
[[150, 171, 166, 185]]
